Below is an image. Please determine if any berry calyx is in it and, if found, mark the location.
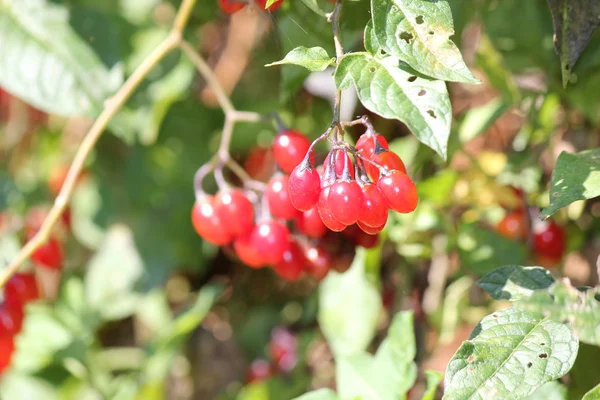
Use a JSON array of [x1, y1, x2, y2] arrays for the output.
[[4, 273, 39, 309], [532, 220, 566, 261], [356, 133, 389, 159], [191, 197, 233, 246], [324, 150, 355, 179], [274, 241, 305, 281], [218, 0, 246, 14], [295, 206, 327, 238], [257, 0, 284, 11], [234, 232, 265, 269], [317, 186, 347, 232], [251, 220, 291, 265], [358, 184, 388, 228], [215, 189, 255, 237], [497, 211, 528, 240], [328, 180, 363, 226], [266, 174, 298, 220], [288, 163, 321, 212], [377, 170, 418, 213], [31, 237, 63, 270], [273, 129, 311, 174]]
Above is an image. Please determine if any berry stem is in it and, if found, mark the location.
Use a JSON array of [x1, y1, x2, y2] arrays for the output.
[[329, 0, 344, 125], [226, 159, 267, 191], [194, 157, 218, 201]]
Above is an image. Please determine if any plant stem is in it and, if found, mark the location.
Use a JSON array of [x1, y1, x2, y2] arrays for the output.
[[331, 0, 344, 125]]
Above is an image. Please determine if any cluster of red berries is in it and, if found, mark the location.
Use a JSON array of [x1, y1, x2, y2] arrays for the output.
[[218, 0, 283, 14], [247, 327, 298, 383], [191, 122, 418, 281], [496, 188, 566, 265]]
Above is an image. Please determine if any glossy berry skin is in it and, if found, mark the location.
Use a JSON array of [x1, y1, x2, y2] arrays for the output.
[[234, 232, 265, 269], [251, 220, 291, 265], [247, 359, 274, 383], [497, 211, 528, 240], [266, 175, 298, 220], [244, 146, 275, 182], [4, 273, 39, 309], [273, 130, 311, 174], [191, 197, 233, 246], [328, 180, 363, 225], [377, 170, 418, 213], [0, 336, 15, 373], [368, 151, 407, 182], [257, 0, 284, 11], [274, 241, 305, 281], [317, 186, 347, 232], [295, 206, 327, 238], [31, 237, 63, 270], [357, 220, 385, 235], [533, 221, 566, 261], [288, 163, 321, 212], [359, 184, 388, 228], [270, 327, 298, 372], [218, 0, 246, 14], [215, 189, 254, 237], [0, 304, 23, 336], [324, 150, 355, 179], [356, 134, 389, 159], [303, 245, 332, 281]]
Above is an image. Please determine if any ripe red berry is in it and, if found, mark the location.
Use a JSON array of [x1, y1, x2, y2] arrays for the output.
[[356, 133, 389, 159], [357, 220, 385, 235], [244, 146, 276, 182], [273, 129, 311, 174], [324, 150, 355, 179], [274, 241, 305, 281], [368, 150, 407, 182], [0, 336, 15, 373], [533, 220, 566, 261], [251, 220, 291, 265], [344, 224, 380, 248], [303, 245, 332, 281], [191, 197, 233, 246], [234, 232, 265, 269], [295, 206, 327, 238], [215, 189, 255, 237], [270, 327, 298, 372], [0, 304, 23, 336], [4, 273, 39, 309], [317, 186, 347, 232], [247, 359, 274, 383], [266, 174, 298, 220], [328, 180, 363, 226], [288, 163, 321, 212], [31, 237, 63, 270], [358, 184, 388, 228], [497, 211, 528, 240], [257, 0, 284, 11], [218, 0, 246, 14], [377, 170, 418, 213]]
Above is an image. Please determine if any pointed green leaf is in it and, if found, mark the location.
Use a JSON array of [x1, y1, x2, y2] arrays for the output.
[[547, 0, 600, 87], [364, 20, 381, 55], [445, 308, 579, 400], [477, 266, 556, 301], [583, 383, 600, 400], [267, 47, 335, 72], [540, 149, 600, 219], [265, 0, 278, 8], [422, 371, 443, 400], [371, 0, 480, 83], [294, 388, 339, 400], [334, 52, 451, 159]]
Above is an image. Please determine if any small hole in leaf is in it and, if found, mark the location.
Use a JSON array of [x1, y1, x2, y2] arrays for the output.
[[539, 353, 548, 359], [492, 313, 499, 318], [391, 5, 398, 12], [427, 110, 437, 119], [408, 76, 417, 82], [540, 342, 545, 346], [416, 15, 424, 24], [527, 362, 532, 368], [399, 31, 414, 43], [369, 66, 377, 73], [429, 31, 434, 35], [418, 89, 426, 96], [565, 64, 570, 70], [380, 49, 387, 56], [467, 355, 475, 362]]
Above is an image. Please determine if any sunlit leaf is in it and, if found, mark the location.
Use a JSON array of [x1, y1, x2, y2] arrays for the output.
[[524, 381, 568, 400], [422, 370, 443, 400], [583, 383, 600, 400], [266, 47, 335, 72]]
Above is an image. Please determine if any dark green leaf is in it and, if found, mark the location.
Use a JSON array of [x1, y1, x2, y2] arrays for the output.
[[583, 383, 600, 400], [569, 343, 600, 400], [334, 52, 451, 159], [422, 370, 442, 400], [294, 388, 339, 400], [540, 149, 600, 219], [371, 0, 479, 83], [299, 0, 328, 17], [547, 0, 600, 87], [266, 47, 335, 72], [445, 308, 578, 399], [477, 266, 556, 301]]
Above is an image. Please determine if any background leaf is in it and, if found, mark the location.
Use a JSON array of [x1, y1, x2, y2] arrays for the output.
[[477, 266, 556, 301], [583, 383, 600, 400], [266, 47, 335, 72], [294, 388, 339, 400], [422, 370, 443, 400]]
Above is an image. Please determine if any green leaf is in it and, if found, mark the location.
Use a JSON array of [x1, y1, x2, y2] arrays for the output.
[[334, 52, 451, 159], [319, 248, 382, 357], [266, 47, 335, 72], [364, 20, 381, 55], [0, 374, 58, 400], [0, 0, 119, 116], [458, 98, 510, 143], [540, 149, 600, 219], [524, 381, 568, 400], [422, 371, 443, 400], [547, 0, 600, 87], [569, 343, 600, 400], [294, 388, 339, 400], [515, 280, 600, 346], [583, 383, 600, 400], [477, 266, 556, 301], [371, 0, 479, 84], [444, 308, 579, 400], [475, 35, 521, 103], [299, 0, 328, 17]]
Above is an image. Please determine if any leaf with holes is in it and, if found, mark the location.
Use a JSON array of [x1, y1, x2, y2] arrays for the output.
[[0, 0, 120, 116], [515, 280, 600, 346], [477, 266, 556, 301], [540, 149, 600, 219], [444, 308, 578, 400], [266, 47, 335, 72], [371, 0, 479, 84], [334, 52, 451, 159], [547, 0, 600, 87]]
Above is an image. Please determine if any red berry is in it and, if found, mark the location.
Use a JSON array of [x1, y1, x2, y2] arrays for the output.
[[328, 180, 363, 226], [234, 232, 265, 269], [257, 0, 284, 11], [191, 197, 233, 246], [218, 0, 246, 14], [359, 184, 388, 228], [295, 206, 327, 238], [266, 175, 298, 220], [31, 237, 63, 270], [497, 211, 528, 240], [377, 170, 418, 213], [273, 130, 311, 174], [274, 241, 305, 281], [368, 151, 407, 182], [251, 220, 291, 265], [4, 273, 39, 309], [324, 150, 355, 179], [288, 163, 321, 212], [356, 133, 389, 159], [331, 251, 355, 273], [215, 189, 255, 237], [303, 245, 332, 281], [357, 220, 385, 235], [244, 146, 276, 182], [317, 186, 347, 232], [270, 327, 298, 372], [0, 336, 15, 373], [247, 359, 274, 383], [533, 221, 565, 261], [344, 225, 379, 248], [0, 304, 23, 336]]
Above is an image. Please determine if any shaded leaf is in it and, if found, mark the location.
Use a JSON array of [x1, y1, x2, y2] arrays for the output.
[[371, 0, 479, 83], [445, 308, 579, 400], [334, 52, 451, 159], [294, 388, 339, 400], [583, 383, 600, 400], [266, 47, 335, 72], [540, 149, 600, 219], [547, 0, 600, 87], [422, 370, 443, 400], [477, 266, 556, 301], [475, 35, 521, 103], [524, 381, 568, 400], [299, 0, 328, 17]]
